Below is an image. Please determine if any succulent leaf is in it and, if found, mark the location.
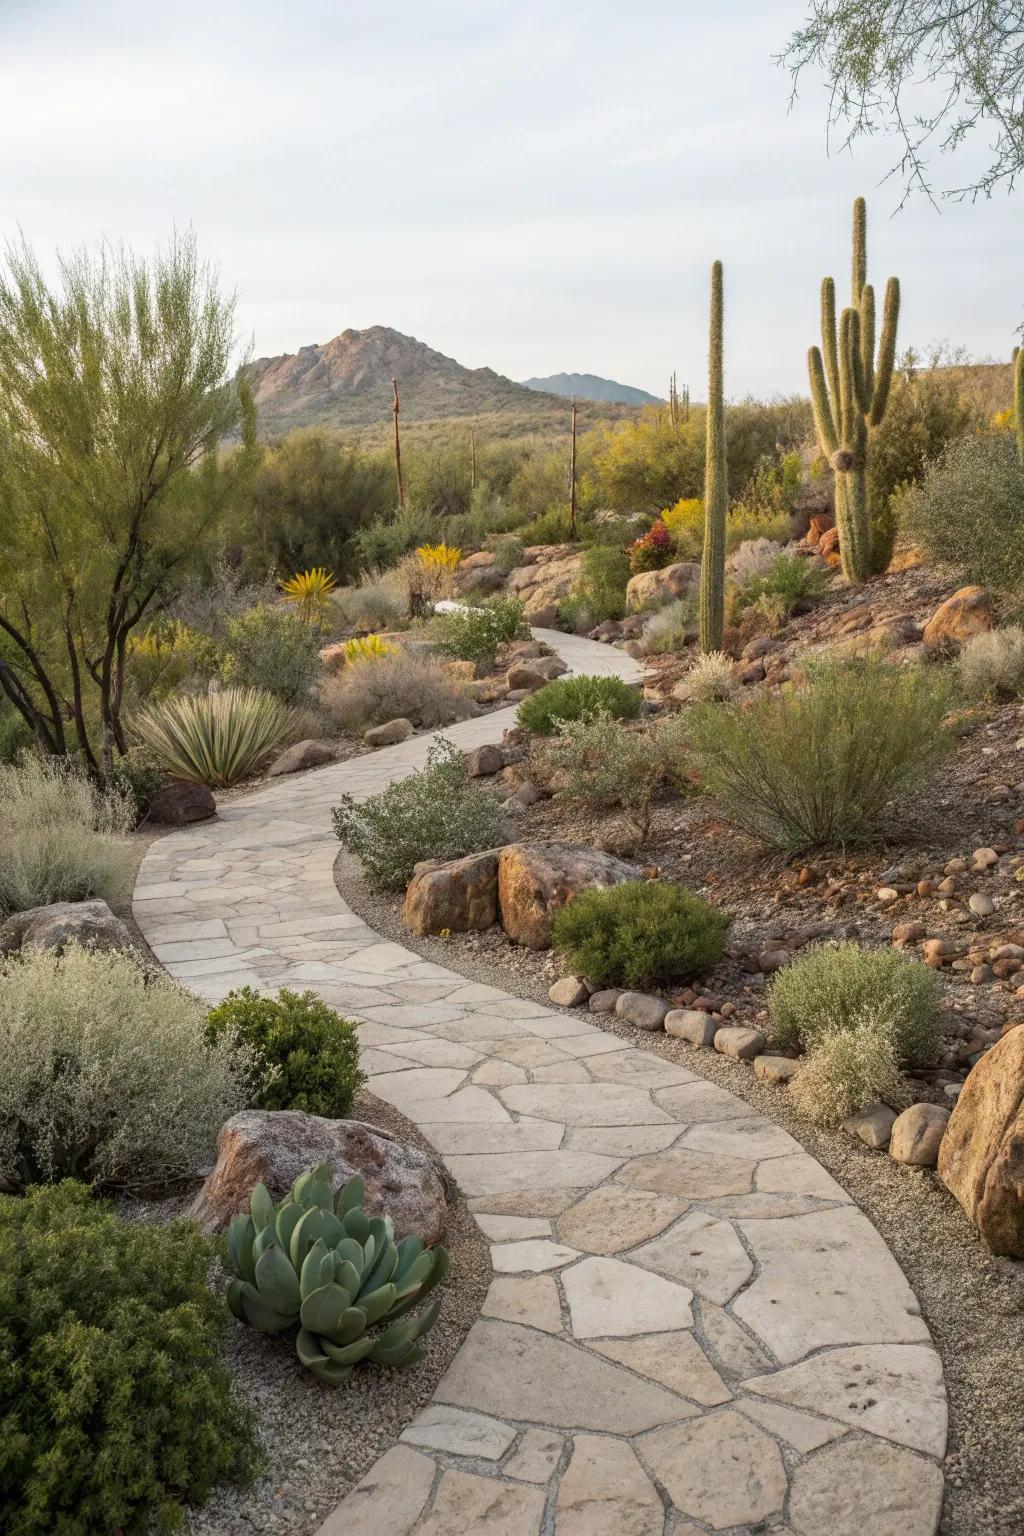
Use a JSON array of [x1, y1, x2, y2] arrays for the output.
[[239, 1281, 294, 1334], [335, 1175, 365, 1216], [250, 1182, 275, 1233], [358, 1282, 398, 1326], [299, 1283, 351, 1337], [254, 1242, 302, 1318]]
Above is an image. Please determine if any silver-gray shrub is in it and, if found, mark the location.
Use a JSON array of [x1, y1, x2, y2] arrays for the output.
[[0, 945, 258, 1190], [768, 941, 943, 1064], [898, 432, 1024, 592]]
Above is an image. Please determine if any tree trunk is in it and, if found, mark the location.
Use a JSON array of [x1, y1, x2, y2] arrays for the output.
[[392, 377, 405, 509]]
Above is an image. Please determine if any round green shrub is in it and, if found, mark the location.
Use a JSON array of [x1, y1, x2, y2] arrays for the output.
[[517, 673, 642, 734], [552, 880, 728, 990], [767, 942, 942, 1064], [222, 602, 325, 704], [206, 985, 365, 1117], [0, 1181, 262, 1535]]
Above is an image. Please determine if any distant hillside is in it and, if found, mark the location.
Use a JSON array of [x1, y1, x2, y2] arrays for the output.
[[248, 325, 596, 437], [521, 371, 663, 407]]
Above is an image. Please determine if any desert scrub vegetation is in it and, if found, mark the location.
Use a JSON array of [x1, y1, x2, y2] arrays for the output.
[[331, 568, 407, 632], [898, 431, 1024, 592], [641, 596, 697, 654], [134, 686, 293, 787], [730, 552, 829, 623], [957, 626, 1024, 700], [321, 647, 465, 731], [789, 1013, 914, 1126], [537, 711, 685, 840], [687, 656, 953, 852], [221, 601, 326, 704], [1, 1181, 261, 1536], [563, 544, 632, 626], [0, 945, 257, 1192], [429, 595, 527, 670], [674, 650, 737, 704], [207, 986, 364, 1118], [768, 942, 943, 1063], [552, 880, 728, 990], [332, 736, 507, 890], [517, 672, 642, 734], [0, 755, 135, 917]]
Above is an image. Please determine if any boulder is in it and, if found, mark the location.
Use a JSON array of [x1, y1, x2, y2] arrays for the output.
[[842, 1102, 897, 1150], [506, 663, 549, 692], [364, 717, 414, 747], [615, 992, 669, 1030], [625, 561, 700, 612], [188, 1110, 447, 1243], [403, 849, 502, 936], [268, 739, 335, 776], [714, 1026, 766, 1061], [665, 1009, 717, 1047], [0, 898, 135, 958], [938, 1027, 1024, 1255], [505, 552, 584, 621], [922, 586, 994, 651], [148, 779, 216, 825], [754, 1055, 800, 1085], [497, 842, 642, 950], [466, 743, 506, 777], [889, 1103, 950, 1167], [589, 988, 623, 1014], [549, 976, 589, 1008]]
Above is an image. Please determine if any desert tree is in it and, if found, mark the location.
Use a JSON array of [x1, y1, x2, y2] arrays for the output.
[[0, 233, 256, 770]]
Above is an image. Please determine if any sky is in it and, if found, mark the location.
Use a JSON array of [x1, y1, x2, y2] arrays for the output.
[[0, 0, 1019, 400]]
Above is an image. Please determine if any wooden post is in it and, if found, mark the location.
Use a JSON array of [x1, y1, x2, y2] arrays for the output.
[[392, 377, 405, 508], [470, 429, 477, 491], [569, 395, 578, 540]]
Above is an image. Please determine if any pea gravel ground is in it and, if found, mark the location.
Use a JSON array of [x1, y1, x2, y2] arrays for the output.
[[337, 848, 1024, 1536]]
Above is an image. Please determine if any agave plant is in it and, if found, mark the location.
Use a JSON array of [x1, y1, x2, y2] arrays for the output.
[[133, 687, 293, 787], [226, 1164, 449, 1387], [341, 634, 396, 664], [279, 567, 338, 618]]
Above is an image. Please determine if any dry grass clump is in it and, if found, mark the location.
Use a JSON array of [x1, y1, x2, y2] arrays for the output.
[[0, 755, 135, 917], [675, 650, 737, 704], [320, 648, 465, 731], [958, 626, 1024, 700], [331, 569, 406, 632], [789, 1013, 913, 1126], [642, 597, 696, 655]]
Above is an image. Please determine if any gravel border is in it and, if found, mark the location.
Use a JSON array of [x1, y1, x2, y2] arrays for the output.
[[335, 847, 1024, 1536]]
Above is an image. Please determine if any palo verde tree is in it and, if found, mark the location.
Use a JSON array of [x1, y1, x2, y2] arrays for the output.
[[808, 196, 900, 582], [699, 260, 728, 652], [0, 234, 255, 770]]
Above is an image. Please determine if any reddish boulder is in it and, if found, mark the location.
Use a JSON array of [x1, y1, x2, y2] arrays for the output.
[[403, 848, 502, 936], [922, 586, 994, 651], [938, 1028, 1024, 1255], [497, 842, 642, 949], [148, 779, 216, 825]]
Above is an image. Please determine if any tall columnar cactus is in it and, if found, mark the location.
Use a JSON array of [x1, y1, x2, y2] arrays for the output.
[[700, 260, 727, 653], [808, 197, 900, 583], [1014, 346, 1023, 463]]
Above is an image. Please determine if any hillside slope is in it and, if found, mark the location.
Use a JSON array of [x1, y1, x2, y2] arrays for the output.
[[521, 371, 662, 406]]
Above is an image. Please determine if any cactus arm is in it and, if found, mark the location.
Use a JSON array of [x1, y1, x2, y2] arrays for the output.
[[859, 283, 876, 402], [808, 346, 839, 456], [838, 308, 859, 445], [699, 259, 727, 655], [851, 195, 867, 304], [869, 277, 900, 427], [1014, 345, 1023, 464], [820, 277, 841, 412]]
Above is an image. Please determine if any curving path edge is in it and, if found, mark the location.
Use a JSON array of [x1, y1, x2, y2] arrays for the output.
[[133, 630, 947, 1536]]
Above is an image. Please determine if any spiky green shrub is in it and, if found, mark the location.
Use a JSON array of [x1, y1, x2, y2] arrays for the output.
[[133, 686, 293, 787], [552, 880, 728, 990], [0, 945, 257, 1192], [700, 259, 728, 651], [222, 603, 325, 705], [429, 595, 527, 670], [898, 432, 1024, 592], [332, 735, 507, 890], [0, 1182, 262, 1536], [731, 553, 829, 621], [768, 942, 942, 1063], [687, 656, 952, 851], [226, 1165, 449, 1388], [517, 673, 642, 734], [0, 755, 135, 917], [207, 987, 364, 1118], [958, 626, 1024, 700], [788, 1014, 913, 1126], [808, 196, 900, 581]]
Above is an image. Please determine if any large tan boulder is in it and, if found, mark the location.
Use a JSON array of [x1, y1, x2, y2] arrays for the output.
[[497, 842, 642, 949], [403, 848, 501, 935], [187, 1110, 447, 1243], [626, 561, 700, 612], [506, 552, 584, 622], [938, 1027, 1024, 1256], [922, 586, 994, 651], [0, 899, 136, 958]]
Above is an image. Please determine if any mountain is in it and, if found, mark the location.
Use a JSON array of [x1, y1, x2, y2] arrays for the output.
[[520, 371, 663, 407], [247, 325, 566, 435]]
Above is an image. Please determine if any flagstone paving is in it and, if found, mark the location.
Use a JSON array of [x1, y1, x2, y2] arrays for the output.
[[133, 629, 947, 1536]]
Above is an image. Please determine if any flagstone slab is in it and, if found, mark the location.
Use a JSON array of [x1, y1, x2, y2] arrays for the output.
[[315, 1444, 435, 1536], [736, 1395, 847, 1453], [787, 1435, 944, 1536], [499, 1081, 671, 1127], [639, 1409, 788, 1530], [419, 1119, 564, 1156], [562, 1255, 694, 1338], [556, 1185, 686, 1255], [591, 1330, 730, 1406], [555, 1434, 664, 1535], [631, 1210, 754, 1304], [616, 1147, 756, 1199], [503, 1429, 563, 1484], [566, 1124, 681, 1157], [445, 1149, 624, 1198], [400, 1406, 516, 1460], [481, 1276, 564, 1335], [491, 1239, 582, 1273], [475, 1215, 551, 1242], [415, 1469, 546, 1536]]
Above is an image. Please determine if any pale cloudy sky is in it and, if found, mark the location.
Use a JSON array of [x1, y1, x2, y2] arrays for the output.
[[0, 0, 1018, 399]]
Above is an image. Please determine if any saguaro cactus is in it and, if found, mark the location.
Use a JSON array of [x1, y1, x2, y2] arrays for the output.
[[808, 197, 900, 583], [700, 260, 727, 653]]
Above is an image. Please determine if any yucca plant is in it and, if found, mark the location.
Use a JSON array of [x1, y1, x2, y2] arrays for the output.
[[133, 687, 293, 787], [341, 634, 396, 664], [279, 567, 338, 618], [226, 1164, 449, 1387], [415, 543, 461, 571]]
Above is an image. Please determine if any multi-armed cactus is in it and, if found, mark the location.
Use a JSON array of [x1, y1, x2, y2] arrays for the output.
[[699, 260, 727, 653], [808, 197, 900, 583]]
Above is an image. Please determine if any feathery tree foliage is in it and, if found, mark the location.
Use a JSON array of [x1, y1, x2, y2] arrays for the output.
[[808, 196, 900, 581], [0, 234, 256, 769], [781, 1, 1024, 204], [700, 260, 728, 653]]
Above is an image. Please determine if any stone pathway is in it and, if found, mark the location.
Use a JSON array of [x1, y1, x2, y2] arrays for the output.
[[133, 629, 947, 1536]]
